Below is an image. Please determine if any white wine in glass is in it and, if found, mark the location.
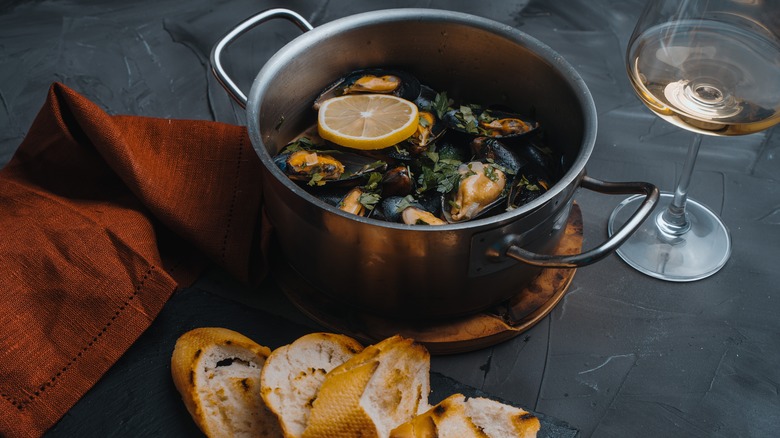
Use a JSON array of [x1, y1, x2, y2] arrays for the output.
[[608, 0, 780, 281]]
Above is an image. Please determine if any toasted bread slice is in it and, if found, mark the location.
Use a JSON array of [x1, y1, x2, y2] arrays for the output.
[[390, 394, 486, 438], [302, 335, 431, 438], [464, 396, 540, 438], [170, 327, 282, 438], [260, 332, 364, 438], [390, 393, 540, 438]]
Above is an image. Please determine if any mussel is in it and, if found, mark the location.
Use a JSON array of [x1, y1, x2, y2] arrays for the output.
[[338, 186, 377, 217], [375, 194, 444, 225], [443, 105, 539, 139], [443, 161, 508, 223], [504, 141, 559, 209], [470, 137, 524, 174], [404, 111, 446, 155], [413, 84, 441, 112], [507, 173, 550, 209], [276, 149, 345, 182], [381, 165, 414, 197], [313, 68, 421, 109], [274, 138, 387, 187], [402, 206, 446, 225]]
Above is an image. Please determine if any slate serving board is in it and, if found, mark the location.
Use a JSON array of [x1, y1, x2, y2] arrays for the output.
[[45, 285, 577, 437]]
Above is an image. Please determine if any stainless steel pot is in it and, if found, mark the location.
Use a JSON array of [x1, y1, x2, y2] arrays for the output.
[[212, 8, 659, 319]]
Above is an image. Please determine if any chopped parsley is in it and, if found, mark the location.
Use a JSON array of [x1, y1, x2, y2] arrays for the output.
[[307, 172, 326, 187], [353, 172, 383, 211], [432, 92, 451, 120], [516, 174, 541, 191], [483, 164, 499, 183], [281, 136, 316, 153], [457, 105, 480, 135], [358, 191, 381, 210], [416, 146, 463, 194]]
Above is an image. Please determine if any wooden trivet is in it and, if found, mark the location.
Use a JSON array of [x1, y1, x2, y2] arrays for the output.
[[276, 203, 583, 355]]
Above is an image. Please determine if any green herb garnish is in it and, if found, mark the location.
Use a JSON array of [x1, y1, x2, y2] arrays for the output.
[[432, 92, 451, 120], [358, 192, 381, 210], [308, 172, 326, 187], [416, 149, 463, 194]]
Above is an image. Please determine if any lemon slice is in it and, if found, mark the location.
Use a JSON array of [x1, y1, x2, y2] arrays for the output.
[[317, 94, 419, 150]]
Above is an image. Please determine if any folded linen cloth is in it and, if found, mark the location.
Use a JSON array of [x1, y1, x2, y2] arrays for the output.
[[0, 83, 271, 437]]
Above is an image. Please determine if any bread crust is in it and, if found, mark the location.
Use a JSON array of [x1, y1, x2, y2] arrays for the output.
[[391, 393, 541, 438], [302, 335, 431, 438], [260, 332, 364, 438], [171, 327, 280, 438], [389, 394, 487, 438], [171, 329, 537, 438]]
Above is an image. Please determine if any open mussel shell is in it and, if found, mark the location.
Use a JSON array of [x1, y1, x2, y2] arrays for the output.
[[403, 110, 447, 156], [512, 139, 563, 180], [441, 161, 510, 223], [374, 193, 442, 224], [470, 137, 525, 174], [312, 68, 422, 109], [274, 147, 387, 188], [413, 84, 439, 111], [469, 137, 559, 211], [507, 172, 550, 209], [442, 105, 539, 139], [338, 187, 367, 216]]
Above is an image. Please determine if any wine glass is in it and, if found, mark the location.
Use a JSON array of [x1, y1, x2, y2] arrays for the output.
[[608, 0, 780, 281]]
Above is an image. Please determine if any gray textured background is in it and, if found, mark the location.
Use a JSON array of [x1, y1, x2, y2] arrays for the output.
[[2, 1, 779, 436]]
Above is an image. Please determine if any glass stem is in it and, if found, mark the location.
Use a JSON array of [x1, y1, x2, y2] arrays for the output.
[[657, 133, 702, 236]]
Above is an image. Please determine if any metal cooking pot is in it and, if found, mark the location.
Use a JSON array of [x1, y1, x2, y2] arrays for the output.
[[212, 8, 659, 319]]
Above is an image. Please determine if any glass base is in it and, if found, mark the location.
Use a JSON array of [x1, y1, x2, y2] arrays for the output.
[[608, 192, 731, 282]]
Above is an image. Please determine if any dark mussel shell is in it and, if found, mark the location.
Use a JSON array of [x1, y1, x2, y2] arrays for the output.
[[513, 139, 563, 181], [273, 149, 344, 182], [434, 135, 471, 163], [470, 138, 558, 210], [413, 84, 440, 112], [374, 194, 444, 225], [381, 165, 414, 197], [403, 111, 447, 156], [312, 173, 382, 216], [507, 172, 551, 210], [274, 146, 387, 188], [313, 68, 421, 109], [442, 105, 539, 139], [503, 141, 558, 209], [470, 137, 525, 174]]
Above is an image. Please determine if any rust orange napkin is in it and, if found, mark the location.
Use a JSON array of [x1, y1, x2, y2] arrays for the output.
[[0, 83, 272, 437]]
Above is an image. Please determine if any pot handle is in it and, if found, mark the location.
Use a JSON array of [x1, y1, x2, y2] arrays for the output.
[[488, 175, 659, 268], [210, 8, 314, 107]]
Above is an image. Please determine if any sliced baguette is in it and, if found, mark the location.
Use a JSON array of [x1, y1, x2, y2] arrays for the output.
[[390, 394, 487, 438], [464, 396, 540, 438], [260, 332, 364, 438], [170, 327, 282, 438], [302, 335, 431, 438], [390, 393, 541, 438]]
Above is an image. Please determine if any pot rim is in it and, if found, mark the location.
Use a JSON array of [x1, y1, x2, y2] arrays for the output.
[[246, 8, 598, 231]]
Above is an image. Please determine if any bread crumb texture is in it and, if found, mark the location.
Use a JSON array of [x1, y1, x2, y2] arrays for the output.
[[171, 327, 281, 438], [261, 332, 364, 438], [303, 335, 431, 438]]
